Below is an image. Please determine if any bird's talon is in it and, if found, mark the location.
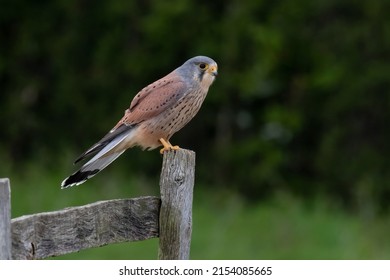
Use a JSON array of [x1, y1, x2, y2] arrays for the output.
[[159, 146, 180, 154], [159, 138, 180, 154]]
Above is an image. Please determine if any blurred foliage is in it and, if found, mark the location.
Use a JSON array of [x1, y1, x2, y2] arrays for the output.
[[1, 0, 389, 211]]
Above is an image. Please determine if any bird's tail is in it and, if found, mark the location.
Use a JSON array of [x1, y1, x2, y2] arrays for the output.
[[61, 126, 134, 188]]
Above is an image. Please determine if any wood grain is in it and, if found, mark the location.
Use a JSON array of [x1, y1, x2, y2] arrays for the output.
[[11, 196, 160, 259], [0, 178, 11, 260], [158, 149, 195, 260]]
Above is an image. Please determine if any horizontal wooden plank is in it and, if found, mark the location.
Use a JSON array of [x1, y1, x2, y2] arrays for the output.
[[11, 196, 160, 259]]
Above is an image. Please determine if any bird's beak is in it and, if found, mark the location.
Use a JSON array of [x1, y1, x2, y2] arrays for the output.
[[208, 64, 218, 77]]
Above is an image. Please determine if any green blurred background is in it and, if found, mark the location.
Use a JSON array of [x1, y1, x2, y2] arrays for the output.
[[1, 0, 389, 259]]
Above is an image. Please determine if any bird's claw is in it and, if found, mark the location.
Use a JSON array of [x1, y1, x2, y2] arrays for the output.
[[159, 138, 180, 154]]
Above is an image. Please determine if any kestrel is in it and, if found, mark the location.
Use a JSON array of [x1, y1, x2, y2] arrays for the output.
[[61, 56, 218, 188]]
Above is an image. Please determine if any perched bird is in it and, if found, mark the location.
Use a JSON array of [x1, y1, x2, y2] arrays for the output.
[[61, 56, 218, 188]]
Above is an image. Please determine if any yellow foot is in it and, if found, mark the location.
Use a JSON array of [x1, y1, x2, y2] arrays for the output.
[[159, 138, 180, 154]]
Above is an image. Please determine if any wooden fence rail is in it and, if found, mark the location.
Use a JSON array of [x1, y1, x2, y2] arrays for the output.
[[0, 149, 195, 260]]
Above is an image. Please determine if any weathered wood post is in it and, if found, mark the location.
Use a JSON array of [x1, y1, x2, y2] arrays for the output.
[[158, 149, 195, 260], [0, 178, 11, 260]]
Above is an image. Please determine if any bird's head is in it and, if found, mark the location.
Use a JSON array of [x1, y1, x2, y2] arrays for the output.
[[179, 56, 218, 88]]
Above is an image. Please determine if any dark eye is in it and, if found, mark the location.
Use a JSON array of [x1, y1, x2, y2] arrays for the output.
[[199, 63, 208, 70]]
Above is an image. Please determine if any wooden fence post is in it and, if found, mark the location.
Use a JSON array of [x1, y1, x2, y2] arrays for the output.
[[0, 178, 11, 260], [158, 149, 195, 260]]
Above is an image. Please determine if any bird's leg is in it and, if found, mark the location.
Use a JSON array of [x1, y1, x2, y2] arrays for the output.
[[159, 138, 180, 154]]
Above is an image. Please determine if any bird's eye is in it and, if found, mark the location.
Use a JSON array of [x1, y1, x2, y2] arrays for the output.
[[199, 63, 208, 70]]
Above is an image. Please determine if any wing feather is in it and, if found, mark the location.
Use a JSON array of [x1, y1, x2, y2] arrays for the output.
[[114, 71, 187, 127], [74, 124, 135, 164]]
